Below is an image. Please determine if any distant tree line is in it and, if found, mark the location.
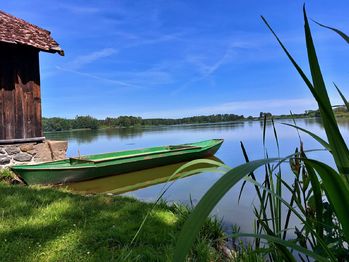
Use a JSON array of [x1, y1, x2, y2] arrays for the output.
[[43, 107, 348, 132], [43, 116, 99, 132], [43, 114, 245, 132]]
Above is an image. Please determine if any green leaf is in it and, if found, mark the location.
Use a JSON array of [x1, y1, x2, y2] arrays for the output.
[[263, 114, 267, 149], [245, 176, 336, 260], [302, 155, 323, 239], [334, 82, 349, 112], [303, 6, 349, 175], [173, 158, 278, 261], [230, 233, 328, 261], [313, 20, 349, 44], [303, 159, 349, 243], [238, 141, 263, 204], [131, 158, 226, 245], [254, 211, 296, 261], [262, 8, 349, 175], [282, 123, 330, 151]]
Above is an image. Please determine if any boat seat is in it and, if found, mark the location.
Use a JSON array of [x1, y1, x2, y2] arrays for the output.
[[69, 157, 95, 165], [168, 145, 201, 150]]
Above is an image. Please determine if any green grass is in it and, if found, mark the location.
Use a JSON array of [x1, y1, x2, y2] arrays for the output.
[[0, 168, 15, 183], [0, 183, 224, 261]]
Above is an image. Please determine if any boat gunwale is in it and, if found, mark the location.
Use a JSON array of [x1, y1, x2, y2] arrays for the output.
[[79, 138, 223, 160]]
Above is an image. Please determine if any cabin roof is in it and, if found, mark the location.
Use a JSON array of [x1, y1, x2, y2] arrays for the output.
[[0, 10, 64, 55]]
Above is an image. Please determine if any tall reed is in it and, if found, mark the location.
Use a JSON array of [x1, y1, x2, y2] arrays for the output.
[[173, 6, 349, 261]]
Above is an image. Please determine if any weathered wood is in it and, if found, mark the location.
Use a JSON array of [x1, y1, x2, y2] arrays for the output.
[[0, 83, 3, 139], [32, 55, 42, 138], [4, 67, 15, 139], [0, 137, 45, 145], [0, 42, 42, 140], [15, 74, 24, 138]]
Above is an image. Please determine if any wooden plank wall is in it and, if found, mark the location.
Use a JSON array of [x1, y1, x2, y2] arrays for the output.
[[0, 43, 42, 140]]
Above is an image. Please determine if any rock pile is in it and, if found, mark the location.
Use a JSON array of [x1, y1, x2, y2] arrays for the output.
[[0, 140, 67, 167]]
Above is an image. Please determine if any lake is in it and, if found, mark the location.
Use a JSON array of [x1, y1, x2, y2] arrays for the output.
[[45, 118, 349, 233]]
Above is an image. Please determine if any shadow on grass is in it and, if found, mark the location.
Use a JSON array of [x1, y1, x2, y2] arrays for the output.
[[0, 184, 195, 261]]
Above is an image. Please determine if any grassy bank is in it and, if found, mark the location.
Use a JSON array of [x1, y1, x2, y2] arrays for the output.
[[0, 181, 225, 261]]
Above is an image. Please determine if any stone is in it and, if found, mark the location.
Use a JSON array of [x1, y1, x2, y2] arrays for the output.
[[48, 140, 68, 160], [13, 153, 32, 162], [0, 140, 68, 165], [33, 142, 53, 162], [20, 143, 35, 152], [221, 246, 236, 259], [0, 156, 11, 165], [5, 146, 20, 155]]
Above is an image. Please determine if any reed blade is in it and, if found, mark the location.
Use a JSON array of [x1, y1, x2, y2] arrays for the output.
[[282, 123, 330, 151], [230, 233, 328, 261], [173, 158, 278, 261], [334, 82, 349, 111], [303, 159, 349, 243], [313, 20, 349, 44]]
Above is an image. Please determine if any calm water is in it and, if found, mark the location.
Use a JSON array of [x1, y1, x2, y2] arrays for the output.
[[46, 118, 349, 233]]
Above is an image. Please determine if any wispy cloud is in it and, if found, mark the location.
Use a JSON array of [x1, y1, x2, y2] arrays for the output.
[[128, 33, 182, 48], [139, 98, 318, 118], [66, 48, 118, 70], [57, 3, 102, 14], [172, 42, 237, 94], [57, 59, 174, 90], [108, 69, 173, 87], [186, 42, 248, 78], [56, 66, 143, 90]]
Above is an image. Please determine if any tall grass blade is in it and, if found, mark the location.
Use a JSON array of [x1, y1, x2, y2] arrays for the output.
[[334, 82, 349, 111], [173, 158, 278, 261], [271, 117, 280, 156], [238, 141, 263, 204], [230, 233, 328, 261], [302, 152, 323, 239], [303, 159, 349, 243], [271, 118, 282, 237], [290, 111, 303, 143], [254, 211, 296, 261], [313, 20, 349, 44], [262, 9, 349, 175], [244, 176, 336, 260], [282, 123, 330, 151], [262, 14, 342, 147], [281, 177, 296, 240], [131, 159, 225, 245], [303, 6, 349, 175], [263, 114, 267, 150]]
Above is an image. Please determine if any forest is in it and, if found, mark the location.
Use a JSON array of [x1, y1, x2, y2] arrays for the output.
[[42, 114, 246, 131]]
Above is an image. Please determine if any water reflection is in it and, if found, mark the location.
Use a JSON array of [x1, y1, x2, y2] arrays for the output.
[[45, 127, 146, 143], [45, 121, 250, 145], [45, 118, 349, 147], [44, 119, 349, 233], [65, 156, 223, 194]]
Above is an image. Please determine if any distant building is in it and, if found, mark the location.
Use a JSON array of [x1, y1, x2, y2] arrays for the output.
[[0, 10, 63, 143]]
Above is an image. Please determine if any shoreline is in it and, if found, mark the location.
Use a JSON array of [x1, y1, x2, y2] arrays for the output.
[[43, 116, 323, 134]]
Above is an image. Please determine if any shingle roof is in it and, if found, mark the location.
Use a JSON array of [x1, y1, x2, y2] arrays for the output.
[[0, 10, 64, 55]]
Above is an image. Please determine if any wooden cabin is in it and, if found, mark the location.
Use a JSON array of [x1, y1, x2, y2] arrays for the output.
[[0, 10, 63, 144]]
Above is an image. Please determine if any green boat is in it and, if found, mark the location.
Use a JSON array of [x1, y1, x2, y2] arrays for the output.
[[11, 139, 223, 185]]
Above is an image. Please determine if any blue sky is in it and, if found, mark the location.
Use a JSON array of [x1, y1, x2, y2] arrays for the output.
[[1, 1, 349, 118]]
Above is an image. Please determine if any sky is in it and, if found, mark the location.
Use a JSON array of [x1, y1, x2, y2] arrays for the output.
[[1, 0, 349, 119]]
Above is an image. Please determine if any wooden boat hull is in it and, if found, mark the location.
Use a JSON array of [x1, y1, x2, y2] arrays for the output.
[[65, 156, 223, 195], [11, 139, 223, 185]]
